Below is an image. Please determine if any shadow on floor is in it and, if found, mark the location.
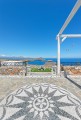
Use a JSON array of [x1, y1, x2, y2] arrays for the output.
[[66, 76, 81, 89]]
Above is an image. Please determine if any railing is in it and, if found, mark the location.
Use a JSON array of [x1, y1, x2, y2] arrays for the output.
[[51, 66, 57, 75], [0, 60, 60, 77], [1, 61, 23, 66], [0, 60, 31, 76]]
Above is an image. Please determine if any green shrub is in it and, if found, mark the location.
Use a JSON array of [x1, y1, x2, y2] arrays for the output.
[[31, 68, 51, 72]]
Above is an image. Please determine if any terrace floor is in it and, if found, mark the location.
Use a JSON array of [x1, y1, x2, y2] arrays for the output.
[[0, 75, 81, 120]]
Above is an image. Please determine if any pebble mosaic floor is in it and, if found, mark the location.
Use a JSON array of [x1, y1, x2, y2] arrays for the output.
[[0, 83, 81, 120]]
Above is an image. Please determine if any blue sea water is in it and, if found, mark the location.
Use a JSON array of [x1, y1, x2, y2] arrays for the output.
[[0, 56, 81, 66], [28, 58, 81, 66]]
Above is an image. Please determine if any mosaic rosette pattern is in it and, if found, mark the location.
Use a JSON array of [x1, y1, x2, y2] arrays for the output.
[[0, 83, 81, 120]]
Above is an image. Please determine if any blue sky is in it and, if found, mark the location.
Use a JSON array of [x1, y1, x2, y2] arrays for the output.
[[0, 0, 81, 58]]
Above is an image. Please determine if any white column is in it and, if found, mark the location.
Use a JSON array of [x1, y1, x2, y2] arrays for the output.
[[57, 35, 61, 76]]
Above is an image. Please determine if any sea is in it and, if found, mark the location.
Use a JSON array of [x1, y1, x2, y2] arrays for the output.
[[28, 58, 81, 66], [0, 57, 81, 66]]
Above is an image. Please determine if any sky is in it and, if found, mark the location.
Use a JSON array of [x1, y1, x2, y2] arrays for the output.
[[0, 0, 81, 58]]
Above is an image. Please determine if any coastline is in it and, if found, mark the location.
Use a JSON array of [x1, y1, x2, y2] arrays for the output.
[[0, 57, 81, 66]]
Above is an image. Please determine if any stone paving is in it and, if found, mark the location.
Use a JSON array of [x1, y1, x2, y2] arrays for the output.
[[0, 83, 81, 120], [0, 76, 81, 100], [0, 76, 81, 120]]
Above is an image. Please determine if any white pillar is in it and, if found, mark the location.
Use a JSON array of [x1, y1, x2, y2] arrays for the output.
[[57, 35, 61, 76]]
